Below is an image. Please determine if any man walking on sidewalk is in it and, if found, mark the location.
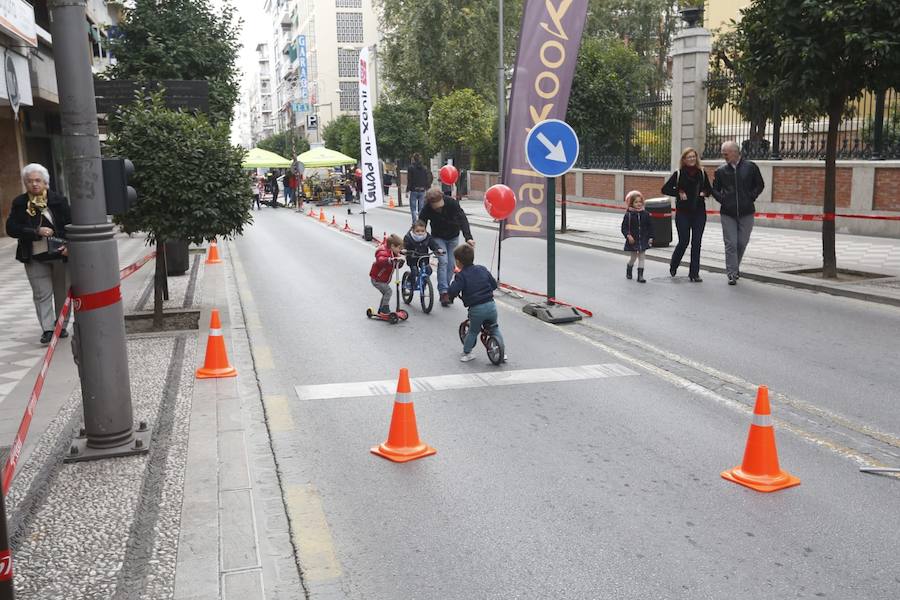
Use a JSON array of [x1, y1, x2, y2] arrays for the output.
[[712, 140, 765, 285], [406, 153, 432, 223]]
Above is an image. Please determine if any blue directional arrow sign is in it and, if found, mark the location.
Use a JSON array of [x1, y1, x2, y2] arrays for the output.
[[524, 119, 580, 178]]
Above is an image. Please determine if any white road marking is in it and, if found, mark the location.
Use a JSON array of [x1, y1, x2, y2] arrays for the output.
[[294, 363, 637, 401]]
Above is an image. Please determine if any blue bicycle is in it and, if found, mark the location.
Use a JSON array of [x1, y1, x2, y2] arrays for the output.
[[401, 253, 440, 314]]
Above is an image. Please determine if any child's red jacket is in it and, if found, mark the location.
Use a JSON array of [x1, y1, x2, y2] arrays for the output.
[[369, 242, 397, 282]]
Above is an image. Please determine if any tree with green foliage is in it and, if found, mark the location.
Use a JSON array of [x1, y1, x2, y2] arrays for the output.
[[322, 115, 361, 161], [377, 0, 522, 104], [106, 94, 252, 325], [584, 0, 678, 92], [568, 37, 654, 164], [106, 0, 241, 125], [738, 0, 900, 277], [428, 89, 494, 170], [257, 130, 310, 160], [373, 99, 430, 165]]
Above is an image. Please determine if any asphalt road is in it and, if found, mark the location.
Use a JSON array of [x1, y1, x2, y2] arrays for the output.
[[232, 205, 900, 600]]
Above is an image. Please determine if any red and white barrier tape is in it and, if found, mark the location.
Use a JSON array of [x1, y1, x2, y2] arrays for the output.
[[2, 295, 72, 495], [556, 198, 900, 221], [499, 283, 594, 318], [2, 251, 157, 494]]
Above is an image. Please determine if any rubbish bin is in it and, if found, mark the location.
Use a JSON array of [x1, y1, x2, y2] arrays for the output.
[[363, 225, 373, 241], [644, 197, 672, 248]]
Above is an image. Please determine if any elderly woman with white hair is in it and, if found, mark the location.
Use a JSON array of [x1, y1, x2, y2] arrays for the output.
[[5, 163, 72, 344]]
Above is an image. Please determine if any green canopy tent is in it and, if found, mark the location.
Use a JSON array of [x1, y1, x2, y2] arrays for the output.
[[296, 146, 356, 168], [242, 147, 293, 169]]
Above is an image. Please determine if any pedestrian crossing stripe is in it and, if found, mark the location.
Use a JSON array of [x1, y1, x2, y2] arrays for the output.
[[294, 363, 638, 401]]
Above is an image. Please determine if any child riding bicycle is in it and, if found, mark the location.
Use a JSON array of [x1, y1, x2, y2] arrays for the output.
[[448, 244, 504, 362], [403, 220, 443, 290]]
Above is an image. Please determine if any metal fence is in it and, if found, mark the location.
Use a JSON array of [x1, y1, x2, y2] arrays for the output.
[[703, 76, 899, 161], [577, 90, 672, 172]]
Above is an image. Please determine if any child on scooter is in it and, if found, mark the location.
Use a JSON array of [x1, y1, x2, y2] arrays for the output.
[[370, 234, 404, 314], [449, 244, 504, 362], [403, 220, 443, 290]]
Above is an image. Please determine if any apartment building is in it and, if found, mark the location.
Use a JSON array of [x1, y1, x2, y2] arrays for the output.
[[258, 0, 380, 145]]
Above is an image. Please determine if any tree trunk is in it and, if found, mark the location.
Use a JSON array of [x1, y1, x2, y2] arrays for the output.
[[153, 241, 167, 329], [822, 97, 842, 278]]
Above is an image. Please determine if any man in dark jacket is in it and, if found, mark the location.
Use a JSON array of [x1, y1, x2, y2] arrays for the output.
[[405, 153, 432, 224], [6, 163, 72, 343], [712, 140, 765, 285], [418, 188, 475, 306]]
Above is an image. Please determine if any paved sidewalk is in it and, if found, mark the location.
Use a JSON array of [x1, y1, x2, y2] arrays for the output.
[[0, 235, 301, 599], [436, 200, 900, 306]]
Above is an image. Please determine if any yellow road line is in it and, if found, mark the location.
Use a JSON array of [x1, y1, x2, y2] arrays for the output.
[[285, 485, 342, 582]]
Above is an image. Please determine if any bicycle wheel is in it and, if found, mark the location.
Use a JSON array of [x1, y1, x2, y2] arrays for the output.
[[485, 335, 504, 366], [420, 278, 434, 313], [458, 320, 469, 344], [401, 272, 413, 304]]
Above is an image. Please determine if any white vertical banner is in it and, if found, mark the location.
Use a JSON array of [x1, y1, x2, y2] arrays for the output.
[[358, 47, 384, 210]]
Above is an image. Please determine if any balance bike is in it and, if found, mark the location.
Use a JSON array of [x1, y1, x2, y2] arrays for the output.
[[458, 318, 505, 365]]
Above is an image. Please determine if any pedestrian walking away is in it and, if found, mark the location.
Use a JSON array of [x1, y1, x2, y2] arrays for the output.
[[418, 188, 475, 306], [663, 147, 712, 282], [268, 170, 280, 207], [621, 190, 653, 283], [5, 163, 72, 343], [712, 140, 765, 285], [405, 152, 433, 223]]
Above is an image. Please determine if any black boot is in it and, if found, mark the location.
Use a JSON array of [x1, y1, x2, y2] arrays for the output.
[[626, 265, 633, 280], [637, 268, 646, 283]]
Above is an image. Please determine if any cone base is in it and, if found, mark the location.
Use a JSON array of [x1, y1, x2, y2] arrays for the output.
[[370, 443, 436, 463], [721, 467, 800, 493], [196, 366, 237, 379]]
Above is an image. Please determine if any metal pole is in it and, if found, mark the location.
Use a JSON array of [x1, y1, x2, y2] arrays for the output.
[[49, 0, 148, 460], [872, 89, 886, 160], [497, 0, 505, 182], [0, 484, 13, 598], [547, 177, 556, 303], [560, 175, 567, 233]]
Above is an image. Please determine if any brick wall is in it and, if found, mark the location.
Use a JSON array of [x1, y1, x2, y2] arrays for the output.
[[624, 175, 667, 202], [470, 173, 486, 192], [772, 167, 852, 208], [873, 169, 900, 211], [582, 173, 615, 199]]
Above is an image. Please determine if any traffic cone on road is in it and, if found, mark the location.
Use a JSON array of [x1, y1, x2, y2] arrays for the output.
[[343, 219, 351, 232], [308, 207, 315, 217], [331, 215, 337, 226], [319, 208, 326, 222], [196, 309, 237, 379], [205, 240, 222, 264], [371, 368, 436, 463], [721, 386, 800, 492], [388, 197, 395, 209]]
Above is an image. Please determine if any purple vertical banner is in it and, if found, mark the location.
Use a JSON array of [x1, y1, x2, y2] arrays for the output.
[[501, 0, 589, 240]]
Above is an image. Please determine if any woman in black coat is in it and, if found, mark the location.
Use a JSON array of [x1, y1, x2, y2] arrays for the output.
[[5, 164, 72, 343], [662, 147, 712, 282]]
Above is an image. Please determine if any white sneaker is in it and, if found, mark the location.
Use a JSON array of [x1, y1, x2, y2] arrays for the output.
[[460, 352, 475, 362]]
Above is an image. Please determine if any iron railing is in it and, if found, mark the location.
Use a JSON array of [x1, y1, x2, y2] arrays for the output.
[[703, 76, 899, 161], [577, 90, 672, 172]]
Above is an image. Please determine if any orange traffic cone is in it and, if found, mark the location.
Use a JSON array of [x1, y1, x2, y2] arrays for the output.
[[319, 208, 326, 222], [331, 215, 337, 226], [205, 240, 222, 264], [721, 386, 800, 492], [371, 368, 436, 463], [196, 309, 237, 379], [388, 197, 395, 209]]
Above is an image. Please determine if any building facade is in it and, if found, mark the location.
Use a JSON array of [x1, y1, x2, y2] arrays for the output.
[[256, 0, 380, 147], [1, 0, 121, 235]]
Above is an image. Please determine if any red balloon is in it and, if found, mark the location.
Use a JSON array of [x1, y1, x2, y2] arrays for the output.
[[439, 164, 459, 185], [355, 168, 362, 177], [484, 184, 516, 220]]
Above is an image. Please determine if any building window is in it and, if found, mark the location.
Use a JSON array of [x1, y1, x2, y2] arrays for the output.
[[335, 12, 363, 43], [338, 48, 358, 78], [339, 81, 358, 112], [336, 0, 362, 8]]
